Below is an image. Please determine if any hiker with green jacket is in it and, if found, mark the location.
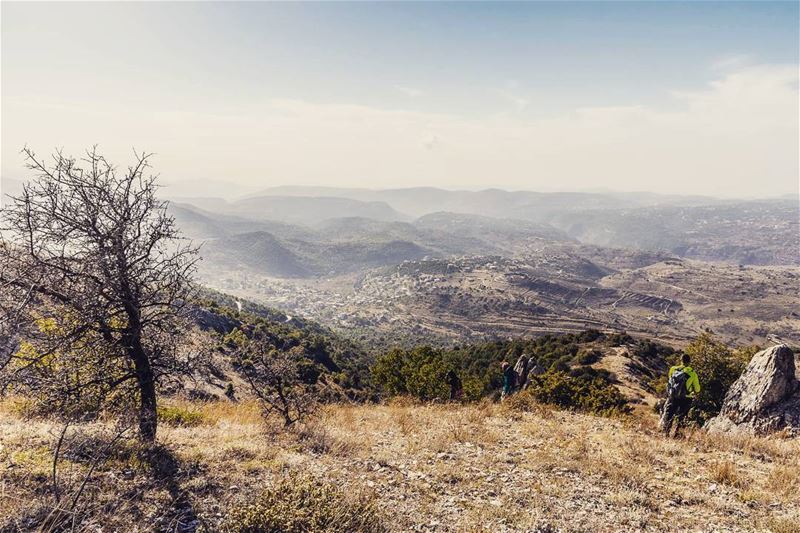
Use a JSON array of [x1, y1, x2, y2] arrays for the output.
[[659, 353, 701, 436]]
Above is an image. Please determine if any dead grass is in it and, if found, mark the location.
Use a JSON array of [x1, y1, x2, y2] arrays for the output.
[[761, 517, 800, 533], [709, 460, 744, 487], [1, 398, 799, 532], [766, 464, 800, 498]]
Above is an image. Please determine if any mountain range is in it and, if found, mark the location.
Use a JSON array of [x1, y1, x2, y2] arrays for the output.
[[165, 187, 798, 275]]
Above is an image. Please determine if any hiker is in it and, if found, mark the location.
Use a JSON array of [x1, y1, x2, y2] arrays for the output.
[[513, 354, 529, 391], [501, 361, 516, 399], [660, 353, 701, 436], [446, 369, 463, 401]]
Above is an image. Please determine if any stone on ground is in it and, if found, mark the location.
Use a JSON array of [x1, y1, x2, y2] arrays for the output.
[[706, 344, 800, 436]]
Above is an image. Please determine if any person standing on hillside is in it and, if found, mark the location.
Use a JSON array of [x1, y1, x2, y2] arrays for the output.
[[501, 362, 516, 400], [446, 369, 463, 401], [660, 353, 701, 437]]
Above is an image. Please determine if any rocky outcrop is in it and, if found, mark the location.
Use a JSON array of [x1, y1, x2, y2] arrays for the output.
[[706, 344, 800, 436]]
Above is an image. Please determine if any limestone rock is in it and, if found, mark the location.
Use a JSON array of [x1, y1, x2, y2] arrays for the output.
[[706, 344, 800, 436]]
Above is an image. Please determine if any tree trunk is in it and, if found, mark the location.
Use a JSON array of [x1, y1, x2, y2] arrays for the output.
[[131, 341, 158, 443]]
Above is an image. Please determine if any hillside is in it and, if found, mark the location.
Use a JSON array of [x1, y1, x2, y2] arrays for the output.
[[209, 252, 799, 348], [186, 289, 373, 396], [201, 232, 433, 278], [2, 401, 797, 531], [166, 187, 799, 348], [238, 186, 658, 219], [549, 200, 800, 265], [178, 195, 408, 225]]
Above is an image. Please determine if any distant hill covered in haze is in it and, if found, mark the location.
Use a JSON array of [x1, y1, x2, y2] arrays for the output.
[[166, 186, 799, 271]]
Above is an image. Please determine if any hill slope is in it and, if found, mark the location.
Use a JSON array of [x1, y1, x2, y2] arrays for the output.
[[2, 401, 797, 531]]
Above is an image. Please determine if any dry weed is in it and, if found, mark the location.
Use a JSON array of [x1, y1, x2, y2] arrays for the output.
[[709, 460, 745, 488], [766, 464, 800, 498], [391, 407, 417, 436], [761, 516, 800, 533], [622, 436, 658, 466]]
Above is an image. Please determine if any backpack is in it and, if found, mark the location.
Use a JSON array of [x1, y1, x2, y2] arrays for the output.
[[667, 367, 690, 400]]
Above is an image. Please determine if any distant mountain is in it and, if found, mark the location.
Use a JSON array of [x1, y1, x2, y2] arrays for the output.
[[202, 228, 433, 278], [415, 212, 572, 246], [313, 215, 532, 257], [161, 179, 260, 200], [234, 195, 409, 224], [549, 200, 800, 265], [170, 188, 799, 271], [168, 197, 232, 214], [242, 186, 735, 220], [169, 202, 314, 241], [168, 195, 409, 225], [244, 186, 630, 220], [313, 217, 425, 242], [170, 204, 230, 240], [203, 231, 312, 278]]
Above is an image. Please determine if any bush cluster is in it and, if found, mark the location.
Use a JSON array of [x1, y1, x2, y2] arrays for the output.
[[198, 289, 373, 392], [157, 405, 206, 427], [370, 346, 484, 401], [224, 474, 385, 533], [371, 330, 649, 413], [523, 370, 629, 415]]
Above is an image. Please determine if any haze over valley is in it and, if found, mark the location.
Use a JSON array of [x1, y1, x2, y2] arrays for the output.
[[153, 185, 800, 349]]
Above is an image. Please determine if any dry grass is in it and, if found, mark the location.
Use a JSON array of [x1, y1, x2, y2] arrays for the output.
[[1, 398, 799, 532], [767, 464, 800, 498], [709, 460, 744, 487]]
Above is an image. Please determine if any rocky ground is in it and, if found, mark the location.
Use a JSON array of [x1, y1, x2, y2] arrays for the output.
[[202, 257, 800, 350], [2, 399, 798, 532]]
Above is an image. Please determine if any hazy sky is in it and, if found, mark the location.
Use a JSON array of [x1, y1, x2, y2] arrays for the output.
[[2, 1, 798, 198]]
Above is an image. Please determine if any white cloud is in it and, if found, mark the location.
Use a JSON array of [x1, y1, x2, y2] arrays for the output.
[[3, 64, 797, 197], [495, 89, 530, 112], [395, 86, 423, 98], [711, 54, 755, 72]]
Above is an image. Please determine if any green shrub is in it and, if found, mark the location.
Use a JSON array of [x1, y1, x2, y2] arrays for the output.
[[224, 474, 386, 533], [576, 349, 602, 365], [371, 330, 670, 405], [503, 389, 545, 413], [524, 370, 628, 416], [157, 405, 206, 427]]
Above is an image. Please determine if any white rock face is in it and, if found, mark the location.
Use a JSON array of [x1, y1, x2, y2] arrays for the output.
[[706, 345, 800, 437]]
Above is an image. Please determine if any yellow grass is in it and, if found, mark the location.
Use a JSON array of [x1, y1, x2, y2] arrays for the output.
[[1, 398, 798, 532]]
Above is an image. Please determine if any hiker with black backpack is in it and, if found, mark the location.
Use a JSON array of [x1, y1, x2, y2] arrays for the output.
[[446, 369, 463, 401], [501, 361, 516, 400], [660, 353, 701, 437]]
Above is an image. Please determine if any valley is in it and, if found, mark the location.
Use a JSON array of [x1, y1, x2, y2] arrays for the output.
[[200, 256, 800, 349], [173, 187, 799, 349]]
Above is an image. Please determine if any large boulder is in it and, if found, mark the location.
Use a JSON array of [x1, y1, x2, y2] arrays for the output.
[[705, 345, 800, 436]]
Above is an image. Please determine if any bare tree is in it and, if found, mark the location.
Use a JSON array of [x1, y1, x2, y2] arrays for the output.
[[235, 336, 318, 427], [0, 147, 199, 442]]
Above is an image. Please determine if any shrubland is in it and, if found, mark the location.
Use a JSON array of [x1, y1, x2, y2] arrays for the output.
[[371, 330, 672, 415]]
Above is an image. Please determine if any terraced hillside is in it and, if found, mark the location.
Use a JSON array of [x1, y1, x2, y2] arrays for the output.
[[206, 253, 800, 348]]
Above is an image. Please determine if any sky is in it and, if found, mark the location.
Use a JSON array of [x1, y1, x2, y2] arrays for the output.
[[1, 1, 798, 198]]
